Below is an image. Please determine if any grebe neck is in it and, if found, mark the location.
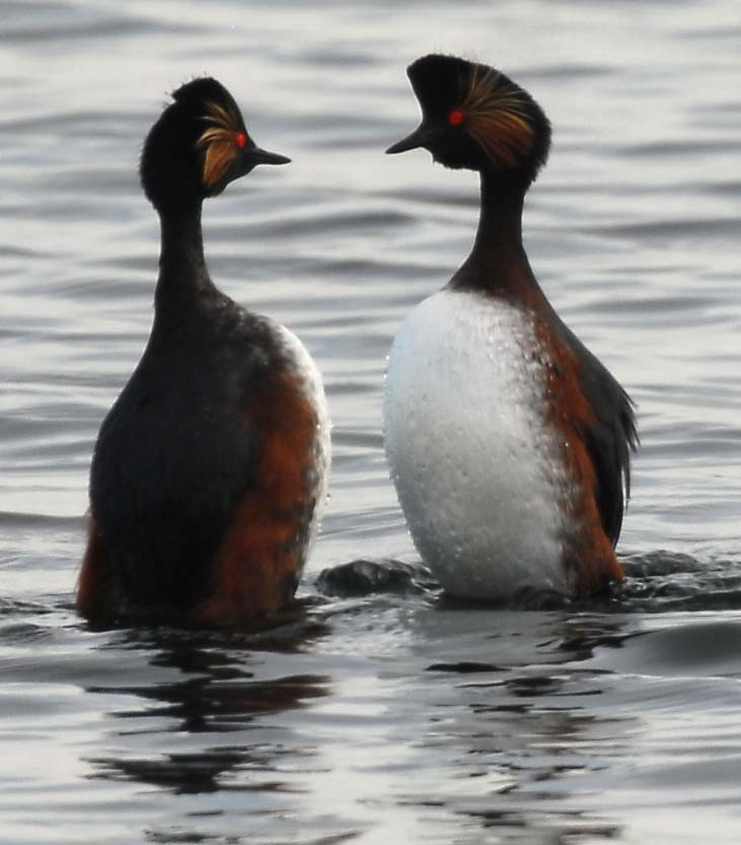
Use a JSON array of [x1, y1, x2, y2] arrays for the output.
[[452, 172, 542, 304], [155, 203, 215, 310]]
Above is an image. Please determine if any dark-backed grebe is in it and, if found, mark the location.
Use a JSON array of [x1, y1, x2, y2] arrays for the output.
[[384, 55, 636, 600], [77, 78, 330, 625]]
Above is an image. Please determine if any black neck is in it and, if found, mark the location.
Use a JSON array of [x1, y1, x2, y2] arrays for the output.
[[154, 203, 214, 310], [451, 171, 540, 299]]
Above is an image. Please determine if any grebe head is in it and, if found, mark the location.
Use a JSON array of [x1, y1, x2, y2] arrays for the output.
[[387, 54, 550, 188], [140, 76, 290, 213]]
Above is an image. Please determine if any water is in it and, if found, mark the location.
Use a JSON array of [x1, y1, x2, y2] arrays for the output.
[[2, 0, 741, 842]]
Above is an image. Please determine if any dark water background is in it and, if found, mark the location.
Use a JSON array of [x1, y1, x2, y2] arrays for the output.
[[2, 1, 741, 842]]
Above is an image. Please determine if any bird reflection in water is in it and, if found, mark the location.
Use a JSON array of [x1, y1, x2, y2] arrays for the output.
[[84, 612, 331, 796], [413, 610, 633, 842]]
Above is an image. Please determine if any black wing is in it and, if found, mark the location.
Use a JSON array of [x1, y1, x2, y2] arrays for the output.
[[555, 321, 638, 546]]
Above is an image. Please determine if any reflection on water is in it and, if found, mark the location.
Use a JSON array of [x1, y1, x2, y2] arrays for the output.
[[87, 632, 331, 796], [2, 0, 741, 842]]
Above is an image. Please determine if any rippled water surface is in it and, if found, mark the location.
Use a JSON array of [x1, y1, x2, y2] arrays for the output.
[[2, 1, 741, 842]]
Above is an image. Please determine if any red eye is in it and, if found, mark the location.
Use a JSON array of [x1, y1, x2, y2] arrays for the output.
[[449, 109, 465, 127], [236, 132, 248, 149]]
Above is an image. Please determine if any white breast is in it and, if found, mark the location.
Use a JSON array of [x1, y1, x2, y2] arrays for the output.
[[383, 289, 571, 599]]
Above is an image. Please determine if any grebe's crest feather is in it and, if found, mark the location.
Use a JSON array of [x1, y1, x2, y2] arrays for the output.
[[460, 66, 536, 168], [197, 100, 246, 189]]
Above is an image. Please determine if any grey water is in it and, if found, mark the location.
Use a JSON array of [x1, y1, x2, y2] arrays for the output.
[[2, 0, 741, 842]]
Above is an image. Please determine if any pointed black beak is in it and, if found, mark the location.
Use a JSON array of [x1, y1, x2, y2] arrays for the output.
[[386, 124, 428, 155], [247, 146, 291, 167]]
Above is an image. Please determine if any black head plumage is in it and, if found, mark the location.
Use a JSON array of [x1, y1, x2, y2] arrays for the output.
[[388, 54, 551, 187], [140, 76, 289, 213]]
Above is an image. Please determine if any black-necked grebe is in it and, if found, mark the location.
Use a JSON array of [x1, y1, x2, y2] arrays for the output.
[[77, 78, 330, 625], [384, 55, 636, 599]]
